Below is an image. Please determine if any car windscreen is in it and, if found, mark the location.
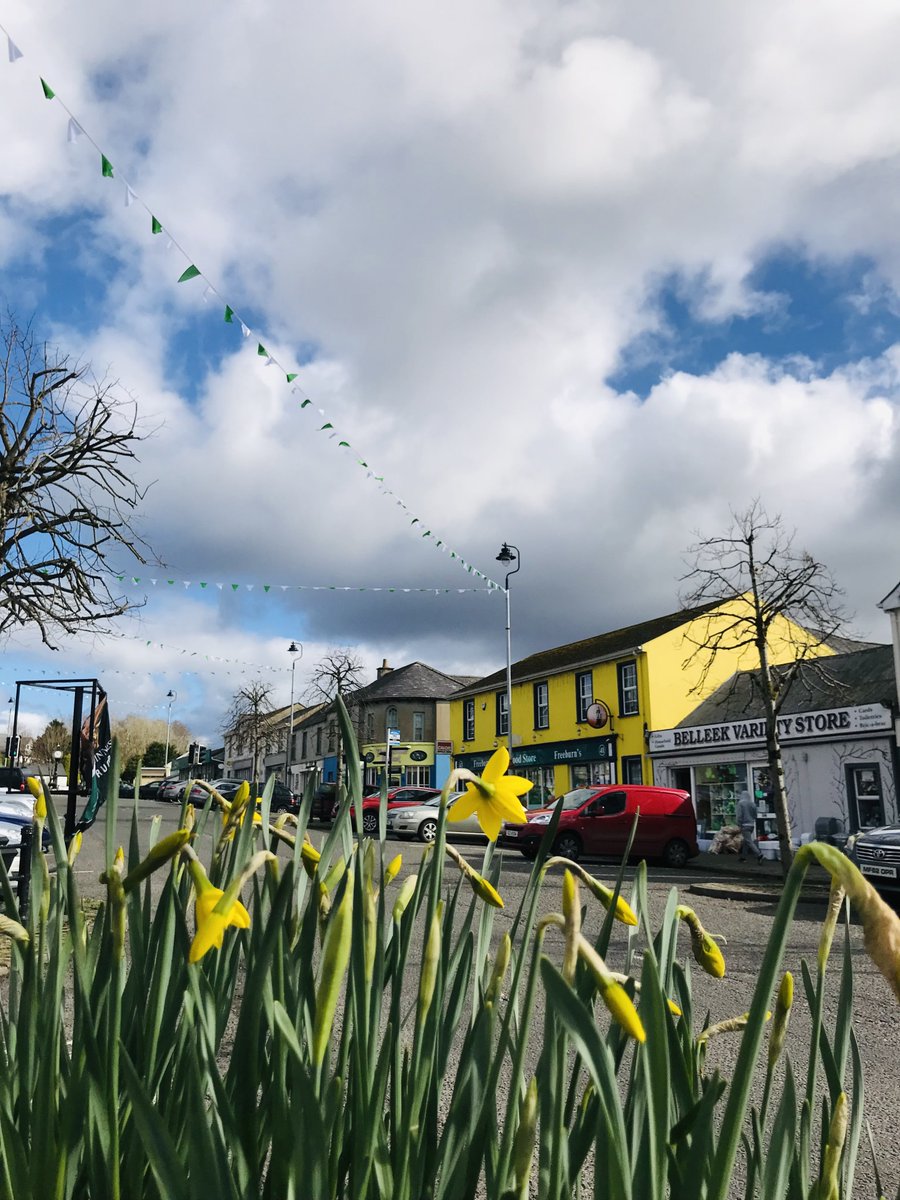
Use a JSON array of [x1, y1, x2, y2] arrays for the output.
[[558, 788, 600, 811]]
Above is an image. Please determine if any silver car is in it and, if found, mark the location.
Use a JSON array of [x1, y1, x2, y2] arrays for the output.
[[385, 792, 486, 843]]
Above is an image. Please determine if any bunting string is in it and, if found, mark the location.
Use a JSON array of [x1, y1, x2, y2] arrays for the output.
[[112, 573, 497, 595], [0, 23, 503, 592]]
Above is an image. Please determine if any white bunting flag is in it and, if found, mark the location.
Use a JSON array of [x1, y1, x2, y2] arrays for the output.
[[66, 117, 84, 143], [7, 37, 22, 63]]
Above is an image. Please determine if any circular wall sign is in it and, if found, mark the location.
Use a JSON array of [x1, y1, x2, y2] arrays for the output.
[[585, 701, 611, 729], [409, 749, 428, 762], [364, 752, 375, 763]]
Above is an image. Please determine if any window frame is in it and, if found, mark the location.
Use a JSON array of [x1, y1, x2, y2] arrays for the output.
[[617, 660, 639, 717], [463, 698, 475, 742], [533, 681, 549, 730], [412, 710, 426, 741], [575, 670, 593, 723], [496, 690, 509, 738], [621, 754, 643, 785]]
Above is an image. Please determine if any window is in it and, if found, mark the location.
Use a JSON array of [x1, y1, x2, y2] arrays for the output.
[[621, 755, 643, 784], [575, 671, 593, 723], [571, 762, 615, 788], [496, 691, 509, 737], [405, 766, 432, 787], [413, 711, 426, 741], [463, 698, 475, 741], [533, 681, 549, 729], [327, 723, 336, 752], [518, 765, 554, 808], [617, 661, 639, 716], [586, 791, 627, 817], [301, 731, 308, 759], [366, 713, 375, 742], [386, 706, 399, 733], [847, 764, 885, 830], [315, 727, 322, 755]]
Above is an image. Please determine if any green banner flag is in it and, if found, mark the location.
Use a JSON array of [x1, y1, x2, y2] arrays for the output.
[[40, 78, 54, 99], [257, 343, 268, 357], [101, 155, 114, 178], [178, 265, 201, 283], [151, 215, 163, 234], [224, 306, 234, 323], [286, 372, 297, 382]]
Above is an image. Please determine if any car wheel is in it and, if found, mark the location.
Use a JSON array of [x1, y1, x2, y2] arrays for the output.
[[362, 811, 378, 836], [418, 818, 438, 843], [663, 838, 690, 868], [553, 832, 582, 862]]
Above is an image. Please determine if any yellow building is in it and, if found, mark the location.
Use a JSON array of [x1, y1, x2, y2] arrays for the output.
[[450, 599, 831, 806]]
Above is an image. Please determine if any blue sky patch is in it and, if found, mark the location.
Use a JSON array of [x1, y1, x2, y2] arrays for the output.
[[609, 249, 900, 398]]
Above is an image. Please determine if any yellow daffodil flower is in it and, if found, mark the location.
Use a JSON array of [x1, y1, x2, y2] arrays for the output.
[[448, 747, 533, 841], [184, 850, 252, 963]]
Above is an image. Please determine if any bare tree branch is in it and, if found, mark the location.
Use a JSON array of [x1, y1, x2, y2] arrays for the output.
[[0, 315, 154, 648]]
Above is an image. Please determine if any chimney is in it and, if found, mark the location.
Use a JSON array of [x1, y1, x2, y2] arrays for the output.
[[376, 658, 393, 679]]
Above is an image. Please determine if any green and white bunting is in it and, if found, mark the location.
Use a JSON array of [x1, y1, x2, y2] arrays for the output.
[[0, 22, 503, 593], [113, 574, 498, 595]]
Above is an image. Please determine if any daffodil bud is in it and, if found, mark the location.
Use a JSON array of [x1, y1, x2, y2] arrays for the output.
[[392, 875, 417, 922], [418, 904, 442, 1024], [818, 879, 846, 973], [697, 1010, 771, 1045], [312, 871, 354, 1067], [301, 838, 321, 879], [511, 1078, 538, 1197], [122, 829, 192, 894], [816, 1093, 848, 1200], [676, 905, 726, 978], [0, 914, 29, 944], [575, 935, 646, 1042], [67, 830, 83, 866], [486, 932, 511, 1003], [579, 871, 639, 926], [321, 857, 347, 895], [26, 775, 47, 824], [562, 870, 580, 982], [384, 854, 402, 885], [468, 871, 504, 908], [768, 971, 793, 1068]]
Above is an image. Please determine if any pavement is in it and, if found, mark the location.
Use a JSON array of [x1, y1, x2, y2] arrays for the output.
[[689, 849, 832, 904]]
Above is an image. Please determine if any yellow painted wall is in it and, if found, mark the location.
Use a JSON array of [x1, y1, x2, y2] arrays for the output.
[[450, 597, 833, 792]]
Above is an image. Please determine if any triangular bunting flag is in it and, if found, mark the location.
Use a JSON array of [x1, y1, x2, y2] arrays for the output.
[[319, 423, 333, 431], [240, 322, 250, 338], [67, 118, 84, 143], [231, 583, 239, 591], [177, 264, 201, 283], [224, 306, 234, 323], [300, 398, 312, 408], [7, 38, 22, 63], [257, 343, 267, 357], [101, 155, 114, 178], [151, 215, 163, 234], [40, 78, 54, 99], [286, 372, 297, 382], [124, 185, 136, 207]]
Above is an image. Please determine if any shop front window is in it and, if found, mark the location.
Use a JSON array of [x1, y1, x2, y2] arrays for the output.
[[694, 763, 748, 832], [405, 765, 432, 787], [621, 755, 643, 784], [570, 761, 615, 790], [517, 765, 555, 808]]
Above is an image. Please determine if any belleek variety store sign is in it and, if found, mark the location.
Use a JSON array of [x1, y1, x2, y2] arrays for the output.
[[649, 703, 892, 754]]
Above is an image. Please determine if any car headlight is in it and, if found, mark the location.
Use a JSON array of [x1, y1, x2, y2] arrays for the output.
[[527, 813, 552, 826]]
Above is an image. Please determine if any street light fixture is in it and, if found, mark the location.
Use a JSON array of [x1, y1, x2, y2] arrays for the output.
[[496, 543, 521, 757], [285, 641, 302, 791], [163, 690, 177, 773]]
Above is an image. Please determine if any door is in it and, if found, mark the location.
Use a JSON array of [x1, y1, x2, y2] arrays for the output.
[[579, 790, 630, 857], [846, 764, 884, 831]]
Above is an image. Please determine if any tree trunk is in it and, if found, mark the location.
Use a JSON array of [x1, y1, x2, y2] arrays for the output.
[[757, 640, 794, 874]]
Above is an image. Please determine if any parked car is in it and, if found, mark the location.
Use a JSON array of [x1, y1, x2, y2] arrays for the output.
[[206, 777, 297, 812], [158, 777, 189, 803], [138, 779, 169, 801], [119, 781, 135, 798], [385, 793, 483, 843], [0, 766, 39, 794], [333, 786, 443, 833], [846, 824, 900, 894], [499, 784, 699, 867]]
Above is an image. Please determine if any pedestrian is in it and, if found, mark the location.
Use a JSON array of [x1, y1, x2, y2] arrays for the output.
[[736, 788, 764, 863]]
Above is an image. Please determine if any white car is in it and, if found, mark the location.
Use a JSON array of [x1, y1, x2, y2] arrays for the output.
[[385, 793, 486, 843]]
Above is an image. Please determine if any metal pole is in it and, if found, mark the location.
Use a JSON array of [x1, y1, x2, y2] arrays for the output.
[[17, 825, 32, 920], [504, 584, 513, 757], [164, 691, 176, 772], [285, 642, 301, 789], [65, 686, 83, 843]]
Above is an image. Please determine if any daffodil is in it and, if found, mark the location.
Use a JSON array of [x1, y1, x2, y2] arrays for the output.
[[676, 904, 726, 978], [448, 747, 533, 840], [182, 845, 274, 964]]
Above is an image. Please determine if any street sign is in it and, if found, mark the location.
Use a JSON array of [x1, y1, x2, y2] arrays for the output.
[[387, 728, 401, 743]]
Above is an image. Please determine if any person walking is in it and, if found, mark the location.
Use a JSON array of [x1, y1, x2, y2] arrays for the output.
[[736, 788, 764, 863]]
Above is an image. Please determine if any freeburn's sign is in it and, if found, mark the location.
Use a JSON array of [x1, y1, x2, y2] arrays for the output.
[[649, 703, 892, 754]]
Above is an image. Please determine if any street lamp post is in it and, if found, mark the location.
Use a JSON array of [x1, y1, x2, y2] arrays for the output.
[[285, 641, 302, 791], [163, 690, 177, 772], [5, 698, 13, 763], [496, 543, 521, 758]]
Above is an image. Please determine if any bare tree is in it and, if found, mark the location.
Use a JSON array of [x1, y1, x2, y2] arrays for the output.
[[31, 718, 69, 765], [223, 681, 279, 781], [305, 648, 366, 792], [680, 499, 848, 871], [0, 316, 151, 647]]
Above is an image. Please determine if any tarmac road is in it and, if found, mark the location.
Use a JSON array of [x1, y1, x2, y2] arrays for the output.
[[52, 795, 900, 1197]]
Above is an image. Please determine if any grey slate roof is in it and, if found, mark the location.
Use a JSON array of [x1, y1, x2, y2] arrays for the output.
[[451, 601, 723, 696], [678, 644, 896, 728], [352, 662, 474, 703]]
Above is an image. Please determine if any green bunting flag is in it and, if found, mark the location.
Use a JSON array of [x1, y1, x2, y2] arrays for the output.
[[320, 423, 334, 431], [177, 264, 202, 283], [224, 306, 234, 323], [300, 399, 312, 408], [101, 155, 114, 178], [257, 343, 267, 357], [151, 215, 163, 234], [40, 78, 54, 99], [286, 372, 297, 382]]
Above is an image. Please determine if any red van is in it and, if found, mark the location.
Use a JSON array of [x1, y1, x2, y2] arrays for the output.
[[500, 784, 699, 867]]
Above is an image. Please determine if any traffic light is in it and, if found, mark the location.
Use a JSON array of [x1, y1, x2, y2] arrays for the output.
[[4, 736, 19, 759], [188, 742, 200, 765]]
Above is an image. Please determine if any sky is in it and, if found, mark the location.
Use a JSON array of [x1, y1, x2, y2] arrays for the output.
[[1, 0, 899, 744]]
